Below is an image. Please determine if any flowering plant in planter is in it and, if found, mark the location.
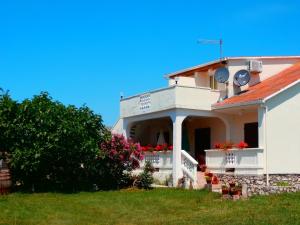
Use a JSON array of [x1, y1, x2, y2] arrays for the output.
[[141, 144, 173, 153], [214, 143, 222, 149], [211, 175, 219, 185], [214, 141, 249, 151], [222, 142, 234, 150], [205, 172, 213, 184], [222, 185, 229, 195], [237, 141, 248, 149]]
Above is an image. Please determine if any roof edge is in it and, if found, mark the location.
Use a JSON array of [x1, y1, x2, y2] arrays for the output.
[[165, 55, 300, 79], [263, 79, 300, 103], [212, 99, 263, 110]]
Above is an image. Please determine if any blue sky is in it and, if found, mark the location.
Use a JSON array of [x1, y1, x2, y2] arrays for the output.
[[1, 0, 300, 126]]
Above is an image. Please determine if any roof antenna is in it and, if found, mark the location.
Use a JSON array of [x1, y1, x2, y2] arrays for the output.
[[197, 38, 223, 61]]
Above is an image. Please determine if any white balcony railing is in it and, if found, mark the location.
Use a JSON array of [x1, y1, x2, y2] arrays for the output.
[[120, 85, 220, 118], [140, 151, 173, 170], [205, 148, 264, 175]]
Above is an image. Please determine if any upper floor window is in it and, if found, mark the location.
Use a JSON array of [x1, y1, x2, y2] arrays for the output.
[[209, 75, 218, 90]]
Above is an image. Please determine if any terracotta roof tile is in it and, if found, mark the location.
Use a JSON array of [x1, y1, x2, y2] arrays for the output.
[[213, 62, 300, 108]]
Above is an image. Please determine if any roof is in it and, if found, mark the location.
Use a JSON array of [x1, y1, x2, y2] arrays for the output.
[[213, 62, 300, 109], [166, 56, 300, 79]]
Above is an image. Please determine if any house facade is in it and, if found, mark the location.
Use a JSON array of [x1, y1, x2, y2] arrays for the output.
[[113, 56, 300, 191]]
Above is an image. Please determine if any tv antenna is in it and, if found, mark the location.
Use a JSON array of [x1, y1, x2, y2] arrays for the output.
[[197, 38, 223, 61]]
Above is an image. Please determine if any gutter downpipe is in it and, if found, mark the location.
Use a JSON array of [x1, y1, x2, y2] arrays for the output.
[[262, 104, 269, 186]]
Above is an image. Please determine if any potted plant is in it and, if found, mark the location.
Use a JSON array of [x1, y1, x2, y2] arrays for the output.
[[221, 142, 234, 151], [205, 172, 213, 184], [235, 185, 242, 196], [214, 143, 221, 149], [222, 185, 229, 195], [211, 175, 219, 185], [229, 181, 236, 188]]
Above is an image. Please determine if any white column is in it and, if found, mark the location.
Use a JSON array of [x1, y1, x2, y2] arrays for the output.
[[172, 114, 186, 186], [122, 119, 130, 139], [258, 107, 265, 150], [258, 105, 269, 184]]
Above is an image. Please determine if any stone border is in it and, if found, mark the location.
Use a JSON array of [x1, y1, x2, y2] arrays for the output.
[[217, 174, 300, 196]]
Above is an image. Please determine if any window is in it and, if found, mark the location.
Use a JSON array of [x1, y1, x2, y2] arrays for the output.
[[209, 75, 218, 90], [244, 122, 258, 148]]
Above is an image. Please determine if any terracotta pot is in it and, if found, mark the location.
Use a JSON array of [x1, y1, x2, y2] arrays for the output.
[[222, 189, 229, 195]]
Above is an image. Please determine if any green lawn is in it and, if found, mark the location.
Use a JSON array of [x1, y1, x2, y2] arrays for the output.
[[0, 189, 300, 225]]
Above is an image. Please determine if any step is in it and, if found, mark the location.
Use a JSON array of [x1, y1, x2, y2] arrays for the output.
[[196, 172, 207, 189]]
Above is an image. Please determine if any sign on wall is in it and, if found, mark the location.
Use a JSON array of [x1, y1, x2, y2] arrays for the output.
[[139, 93, 151, 111]]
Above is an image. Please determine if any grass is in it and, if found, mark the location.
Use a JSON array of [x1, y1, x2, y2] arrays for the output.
[[0, 189, 300, 225]]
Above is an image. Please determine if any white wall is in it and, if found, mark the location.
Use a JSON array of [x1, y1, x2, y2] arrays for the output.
[[185, 117, 227, 157], [168, 76, 196, 87], [230, 111, 258, 144], [266, 82, 300, 174]]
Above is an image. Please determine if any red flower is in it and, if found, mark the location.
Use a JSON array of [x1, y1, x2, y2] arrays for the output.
[[205, 172, 213, 177], [237, 141, 248, 149], [155, 145, 163, 151], [214, 143, 221, 149], [168, 145, 173, 150], [141, 146, 148, 152], [212, 176, 219, 185]]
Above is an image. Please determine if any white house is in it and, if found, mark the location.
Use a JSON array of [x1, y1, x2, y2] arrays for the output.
[[113, 56, 300, 191]]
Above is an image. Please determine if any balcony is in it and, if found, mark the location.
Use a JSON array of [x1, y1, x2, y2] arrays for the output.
[[140, 151, 173, 170], [205, 148, 264, 175], [120, 85, 220, 118]]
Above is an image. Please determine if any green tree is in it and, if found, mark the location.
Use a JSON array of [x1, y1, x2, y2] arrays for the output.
[[0, 90, 18, 161], [6, 92, 108, 191]]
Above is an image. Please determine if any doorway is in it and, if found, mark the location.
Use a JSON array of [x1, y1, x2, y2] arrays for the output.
[[195, 128, 211, 166]]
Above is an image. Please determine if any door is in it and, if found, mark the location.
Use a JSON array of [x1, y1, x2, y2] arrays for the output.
[[195, 128, 211, 166], [244, 122, 258, 148]]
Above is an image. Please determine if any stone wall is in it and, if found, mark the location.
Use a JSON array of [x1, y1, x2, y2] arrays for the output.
[[217, 174, 300, 196]]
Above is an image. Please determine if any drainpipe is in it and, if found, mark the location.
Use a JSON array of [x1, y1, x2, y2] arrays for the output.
[[262, 104, 269, 186]]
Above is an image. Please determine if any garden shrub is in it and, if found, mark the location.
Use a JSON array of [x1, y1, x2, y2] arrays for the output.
[[95, 134, 144, 189], [134, 161, 154, 189]]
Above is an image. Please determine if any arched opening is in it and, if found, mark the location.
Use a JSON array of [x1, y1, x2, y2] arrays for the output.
[[128, 117, 173, 147]]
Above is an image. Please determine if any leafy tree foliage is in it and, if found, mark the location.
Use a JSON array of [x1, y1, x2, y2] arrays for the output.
[[0, 91, 18, 157], [0, 91, 109, 191]]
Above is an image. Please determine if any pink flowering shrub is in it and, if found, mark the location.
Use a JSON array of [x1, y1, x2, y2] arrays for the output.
[[100, 134, 144, 171], [95, 134, 144, 189]]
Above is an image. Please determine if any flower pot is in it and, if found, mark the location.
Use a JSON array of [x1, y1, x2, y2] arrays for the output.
[[229, 183, 235, 188], [206, 179, 212, 184], [222, 189, 229, 195]]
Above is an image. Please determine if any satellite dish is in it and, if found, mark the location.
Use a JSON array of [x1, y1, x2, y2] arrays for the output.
[[234, 69, 251, 87], [214, 67, 229, 83]]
